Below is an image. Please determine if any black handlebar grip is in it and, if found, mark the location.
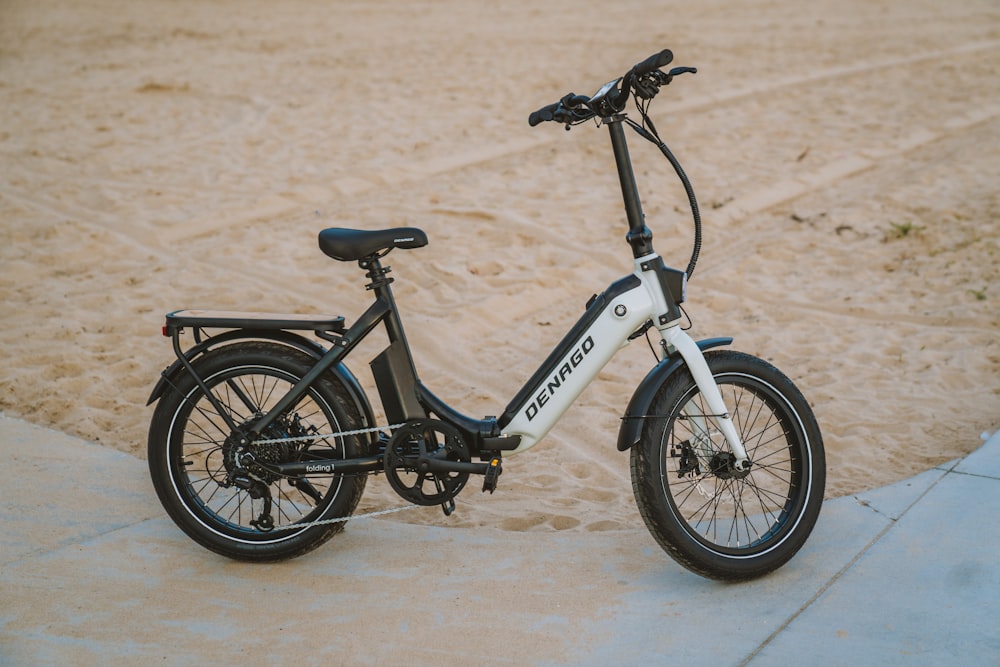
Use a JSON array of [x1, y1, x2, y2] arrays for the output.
[[633, 49, 674, 77], [529, 102, 560, 127]]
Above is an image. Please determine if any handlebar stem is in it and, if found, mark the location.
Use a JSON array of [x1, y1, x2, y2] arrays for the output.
[[607, 116, 654, 258]]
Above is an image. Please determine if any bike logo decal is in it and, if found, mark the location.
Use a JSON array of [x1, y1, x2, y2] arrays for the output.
[[305, 463, 334, 473], [525, 336, 595, 421]]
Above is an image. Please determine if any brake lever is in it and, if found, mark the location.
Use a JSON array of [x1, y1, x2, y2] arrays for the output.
[[634, 66, 698, 100], [561, 92, 592, 109], [555, 92, 599, 130], [668, 66, 697, 77], [562, 108, 596, 131]]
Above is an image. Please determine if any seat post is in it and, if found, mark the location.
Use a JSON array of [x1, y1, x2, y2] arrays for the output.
[[359, 255, 393, 289], [358, 255, 411, 350], [607, 116, 654, 258]]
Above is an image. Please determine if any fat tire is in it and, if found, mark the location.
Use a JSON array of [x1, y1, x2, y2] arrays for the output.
[[148, 342, 372, 561], [630, 350, 825, 580]]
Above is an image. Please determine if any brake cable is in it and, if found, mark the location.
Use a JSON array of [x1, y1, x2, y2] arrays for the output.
[[624, 97, 703, 279]]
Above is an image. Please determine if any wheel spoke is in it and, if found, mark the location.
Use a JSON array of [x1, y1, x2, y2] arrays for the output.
[[224, 377, 260, 416]]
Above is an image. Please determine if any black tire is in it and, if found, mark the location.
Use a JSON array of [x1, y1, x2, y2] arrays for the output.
[[148, 342, 372, 561], [630, 350, 825, 580]]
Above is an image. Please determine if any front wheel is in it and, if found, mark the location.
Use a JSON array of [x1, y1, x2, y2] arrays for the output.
[[630, 350, 825, 581]]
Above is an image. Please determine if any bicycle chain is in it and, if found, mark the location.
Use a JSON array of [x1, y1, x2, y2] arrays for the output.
[[252, 422, 406, 445], [269, 503, 427, 531], [252, 421, 429, 531]]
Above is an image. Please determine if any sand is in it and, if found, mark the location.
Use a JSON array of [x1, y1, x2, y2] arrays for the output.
[[1, 0, 998, 533]]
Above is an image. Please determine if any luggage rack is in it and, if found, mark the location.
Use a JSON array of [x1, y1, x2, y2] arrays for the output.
[[164, 309, 346, 338]]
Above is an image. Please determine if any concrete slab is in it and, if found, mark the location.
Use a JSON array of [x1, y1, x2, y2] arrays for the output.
[[955, 430, 1000, 478], [1, 416, 998, 666], [750, 466, 1000, 665], [1, 415, 160, 565], [849, 464, 949, 522]]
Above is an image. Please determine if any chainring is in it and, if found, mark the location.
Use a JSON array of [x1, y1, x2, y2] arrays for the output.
[[384, 419, 471, 506]]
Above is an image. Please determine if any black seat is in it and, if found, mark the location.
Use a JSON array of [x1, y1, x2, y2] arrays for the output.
[[318, 227, 428, 262]]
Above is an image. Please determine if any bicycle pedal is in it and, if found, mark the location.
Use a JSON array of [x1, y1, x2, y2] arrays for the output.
[[440, 498, 456, 516], [482, 456, 503, 494]]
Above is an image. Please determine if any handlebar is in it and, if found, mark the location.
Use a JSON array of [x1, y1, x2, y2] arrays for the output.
[[529, 49, 690, 126], [527, 104, 560, 128], [526, 49, 704, 279], [632, 49, 674, 77], [528, 93, 591, 127]]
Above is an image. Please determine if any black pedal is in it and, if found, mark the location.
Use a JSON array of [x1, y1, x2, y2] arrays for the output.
[[482, 456, 503, 494], [440, 498, 456, 516]]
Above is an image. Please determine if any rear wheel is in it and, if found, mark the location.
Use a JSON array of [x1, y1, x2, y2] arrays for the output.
[[148, 342, 372, 561], [630, 350, 825, 580]]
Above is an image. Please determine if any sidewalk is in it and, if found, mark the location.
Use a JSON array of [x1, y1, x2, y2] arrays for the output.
[[2, 414, 998, 666]]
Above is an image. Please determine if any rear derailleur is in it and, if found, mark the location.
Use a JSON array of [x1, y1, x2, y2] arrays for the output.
[[228, 474, 275, 532]]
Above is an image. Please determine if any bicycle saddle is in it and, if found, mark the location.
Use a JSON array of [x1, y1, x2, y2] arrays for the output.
[[318, 227, 428, 262]]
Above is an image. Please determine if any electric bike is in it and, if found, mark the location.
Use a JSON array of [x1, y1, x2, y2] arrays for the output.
[[147, 49, 825, 581]]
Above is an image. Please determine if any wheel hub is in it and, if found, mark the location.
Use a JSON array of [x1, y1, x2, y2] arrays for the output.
[[708, 452, 752, 480], [222, 414, 309, 484]]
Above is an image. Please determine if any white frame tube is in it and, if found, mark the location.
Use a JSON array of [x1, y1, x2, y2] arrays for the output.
[[501, 253, 747, 466]]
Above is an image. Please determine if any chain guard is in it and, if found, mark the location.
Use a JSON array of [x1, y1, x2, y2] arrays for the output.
[[384, 419, 471, 506]]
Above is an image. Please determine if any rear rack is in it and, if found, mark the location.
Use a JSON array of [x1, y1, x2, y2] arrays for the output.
[[164, 309, 346, 335]]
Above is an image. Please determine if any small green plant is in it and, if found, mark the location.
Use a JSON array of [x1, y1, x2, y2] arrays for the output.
[[887, 221, 923, 239], [968, 286, 988, 301]]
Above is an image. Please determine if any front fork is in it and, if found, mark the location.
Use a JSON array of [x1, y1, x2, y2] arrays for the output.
[[659, 326, 751, 470]]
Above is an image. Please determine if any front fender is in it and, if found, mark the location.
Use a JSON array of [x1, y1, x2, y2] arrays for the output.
[[616, 337, 732, 451]]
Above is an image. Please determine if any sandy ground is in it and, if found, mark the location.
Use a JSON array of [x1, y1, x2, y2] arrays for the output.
[[1, 0, 998, 533]]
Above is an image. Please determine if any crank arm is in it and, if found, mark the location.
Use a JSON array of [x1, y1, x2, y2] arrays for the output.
[[416, 456, 490, 476]]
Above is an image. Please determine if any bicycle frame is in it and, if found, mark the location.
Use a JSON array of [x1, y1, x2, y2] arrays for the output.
[[489, 116, 749, 462], [146, 50, 826, 580], [501, 257, 679, 452], [157, 114, 749, 470]]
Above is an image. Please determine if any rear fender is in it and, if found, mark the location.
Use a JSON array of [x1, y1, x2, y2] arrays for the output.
[[146, 329, 375, 442], [616, 337, 732, 451]]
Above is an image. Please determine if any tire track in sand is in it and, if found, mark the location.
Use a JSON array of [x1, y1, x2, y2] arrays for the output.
[[707, 104, 1000, 231], [147, 39, 1000, 244]]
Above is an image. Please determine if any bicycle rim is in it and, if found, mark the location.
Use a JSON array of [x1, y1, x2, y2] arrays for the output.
[[658, 372, 813, 557], [166, 363, 348, 544]]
